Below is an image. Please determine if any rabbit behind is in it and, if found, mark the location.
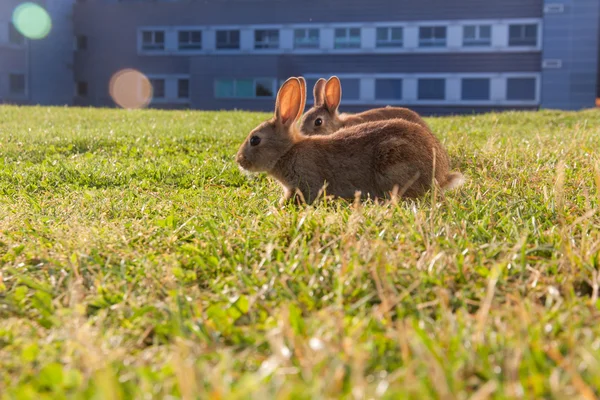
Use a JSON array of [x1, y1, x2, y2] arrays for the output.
[[300, 76, 431, 136], [236, 77, 464, 205]]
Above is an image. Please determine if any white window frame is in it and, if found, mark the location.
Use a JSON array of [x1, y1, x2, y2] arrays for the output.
[[376, 27, 403, 48], [141, 29, 166, 51], [137, 18, 542, 56], [177, 29, 202, 51], [215, 29, 241, 50], [418, 25, 447, 48], [254, 29, 280, 50], [334, 27, 361, 49], [294, 28, 320, 49], [303, 72, 540, 106], [462, 24, 492, 47], [214, 78, 277, 99], [508, 23, 539, 47], [145, 74, 191, 104]]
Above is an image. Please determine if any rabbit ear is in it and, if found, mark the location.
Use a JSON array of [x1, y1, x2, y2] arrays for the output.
[[313, 78, 326, 106], [275, 77, 303, 127], [297, 77, 307, 121], [324, 76, 341, 113]]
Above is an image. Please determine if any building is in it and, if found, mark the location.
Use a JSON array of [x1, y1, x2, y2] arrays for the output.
[[2, 0, 600, 114], [0, 0, 74, 105]]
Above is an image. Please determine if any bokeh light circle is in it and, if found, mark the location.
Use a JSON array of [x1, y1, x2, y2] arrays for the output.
[[12, 2, 52, 40], [109, 69, 153, 109]]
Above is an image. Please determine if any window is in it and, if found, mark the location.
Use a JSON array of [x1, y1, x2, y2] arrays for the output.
[[216, 30, 240, 50], [255, 29, 279, 49], [151, 79, 165, 98], [76, 81, 88, 97], [463, 25, 491, 47], [76, 35, 87, 50], [508, 24, 538, 46], [375, 79, 403, 100], [9, 74, 25, 95], [141, 30, 165, 51], [215, 79, 234, 98], [178, 79, 189, 99], [506, 78, 536, 100], [419, 26, 447, 47], [334, 28, 361, 49], [255, 78, 274, 97], [215, 79, 275, 98], [178, 30, 202, 50], [376, 27, 403, 48], [341, 79, 360, 100], [9, 23, 24, 45], [418, 78, 445, 100], [294, 28, 319, 49], [461, 78, 490, 100]]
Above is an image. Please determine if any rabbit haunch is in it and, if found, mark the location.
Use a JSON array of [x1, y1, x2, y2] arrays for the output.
[[236, 77, 464, 205]]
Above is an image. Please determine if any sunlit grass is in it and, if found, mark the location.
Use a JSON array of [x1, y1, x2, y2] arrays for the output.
[[1, 106, 600, 399]]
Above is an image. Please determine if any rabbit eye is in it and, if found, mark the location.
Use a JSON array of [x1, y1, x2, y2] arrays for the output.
[[314, 118, 323, 127], [249, 136, 261, 146]]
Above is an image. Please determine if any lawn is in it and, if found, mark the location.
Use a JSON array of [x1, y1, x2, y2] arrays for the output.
[[1, 106, 600, 399]]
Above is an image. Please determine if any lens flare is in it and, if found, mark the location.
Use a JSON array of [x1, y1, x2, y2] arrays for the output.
[[109, 69, 153, 109], [12, 2, 52, 40]]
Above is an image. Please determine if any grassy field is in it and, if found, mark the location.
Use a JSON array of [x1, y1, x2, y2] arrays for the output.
[[0, 106, 600, 399]]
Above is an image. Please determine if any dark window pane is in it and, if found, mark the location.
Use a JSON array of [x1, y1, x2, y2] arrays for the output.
[[179, 31, 189, 43], [376, 27, 388, 41], [216, 30, 239, 49], [419, 27, 432, 39], [376, 79, 403, 100], [479, 25, 491, 38], [509, 24, 537, 46], [77, 81, 88, 97], [350, 28, 360, 37], [434, 27, 446, 38], [191, 31, 201, 43], [294, 29, 304, 39], [308, 29, 319, 39], [342, 78, 360, 100], [418, 79, 445, 100], [391, 27, 403, 40], [461, 78, 490, 100], [155, 31, 164, 44], [525, 24, 537, 38], [335, 28, 346, 38], [507, 78, 536, 100], [151, 79, 165, 98], [142, 31, 152, 43], [9, 74, 25, 94], [255, 79, 274, 97], [463, 26, 475, 39], [178, 79, 189, 99]]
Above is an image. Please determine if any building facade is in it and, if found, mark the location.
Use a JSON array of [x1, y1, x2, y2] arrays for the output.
[[3, 0, 600, 114]]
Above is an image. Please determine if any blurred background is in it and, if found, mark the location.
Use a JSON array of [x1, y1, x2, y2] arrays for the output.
[[1, 0, 599, 115]]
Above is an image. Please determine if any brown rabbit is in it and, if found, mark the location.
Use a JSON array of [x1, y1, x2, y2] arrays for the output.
[[300, 76, 431, 136], [236, 77, 464, 205]]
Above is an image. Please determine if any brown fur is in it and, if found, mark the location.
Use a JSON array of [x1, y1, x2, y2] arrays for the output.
[[236, 78, 464, 205], [300, 76, 431, 136]]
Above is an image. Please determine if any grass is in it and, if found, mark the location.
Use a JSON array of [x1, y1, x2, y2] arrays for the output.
[[0, 105, 600, 399]]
